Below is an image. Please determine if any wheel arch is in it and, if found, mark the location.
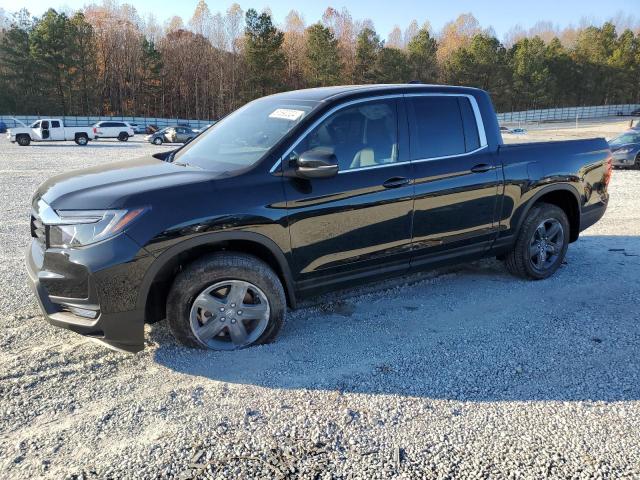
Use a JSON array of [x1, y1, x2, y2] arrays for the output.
[[518, 184, 581, 242], [138, 232, 297, 324]]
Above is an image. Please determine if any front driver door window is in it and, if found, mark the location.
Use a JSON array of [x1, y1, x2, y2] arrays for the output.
[[281, 98, 414, 291], [292, 101, 398, 171]]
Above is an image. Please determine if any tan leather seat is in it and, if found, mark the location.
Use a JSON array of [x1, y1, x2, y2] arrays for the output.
[[349, 148, 376, 169]]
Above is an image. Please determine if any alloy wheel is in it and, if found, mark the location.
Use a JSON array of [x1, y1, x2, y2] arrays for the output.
[[529, 218, 564, 272], [189, 280, 270, 350]]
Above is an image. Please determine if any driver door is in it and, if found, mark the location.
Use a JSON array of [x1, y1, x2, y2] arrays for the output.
[[29, 121, 42, 140], [281, 97, 414, 293]]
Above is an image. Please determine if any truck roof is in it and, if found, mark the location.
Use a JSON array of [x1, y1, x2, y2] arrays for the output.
[[269, 84, 486, 103]]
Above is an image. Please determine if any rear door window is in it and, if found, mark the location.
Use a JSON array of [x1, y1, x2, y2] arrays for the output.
[[407, 96, 479, 159], [51, 121, 60, 128]]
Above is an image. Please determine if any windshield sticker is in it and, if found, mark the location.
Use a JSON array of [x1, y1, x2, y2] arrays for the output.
[[269, 108, 305, 121]]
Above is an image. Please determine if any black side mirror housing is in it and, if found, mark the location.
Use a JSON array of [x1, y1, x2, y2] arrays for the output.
[[293, 150, 339, 179]]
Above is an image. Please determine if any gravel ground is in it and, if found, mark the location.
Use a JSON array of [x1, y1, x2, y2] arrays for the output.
[[0, 126, 639, 479]]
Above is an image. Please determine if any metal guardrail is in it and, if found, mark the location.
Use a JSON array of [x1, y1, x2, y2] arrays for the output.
[[496, 104, 640, 123], [0, 115, 214, 129]]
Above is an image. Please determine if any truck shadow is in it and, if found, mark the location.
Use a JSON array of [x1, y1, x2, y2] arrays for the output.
[[152, 234, 640, 402]]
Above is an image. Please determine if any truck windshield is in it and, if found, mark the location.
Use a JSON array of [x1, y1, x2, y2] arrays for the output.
[[172, 96, 319, 171]]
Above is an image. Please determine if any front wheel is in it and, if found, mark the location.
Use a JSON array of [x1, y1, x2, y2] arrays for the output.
[[17, 135, 31, 146], [152, 137, 163, 145], [504, 203, 570, 280], [167, 253, 286, 350], [635, 153, 640, 170]]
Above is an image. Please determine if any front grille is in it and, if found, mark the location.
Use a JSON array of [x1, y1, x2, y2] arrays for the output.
[[31, 212, 46, 247]]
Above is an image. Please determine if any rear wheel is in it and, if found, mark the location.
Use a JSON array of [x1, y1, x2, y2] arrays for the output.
[[75, 134, 88, 146], [17, 135, 30, 146], [504, 203, 570, 280], [117, 132, 129, 141], [167, 253, 286, 350]]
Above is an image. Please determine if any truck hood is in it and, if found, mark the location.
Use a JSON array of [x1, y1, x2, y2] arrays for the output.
[[36, 155, 216, 210], [610, 142, 639, 151]]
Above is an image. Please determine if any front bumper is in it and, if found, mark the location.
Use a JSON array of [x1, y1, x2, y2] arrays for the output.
[[611, 152, 636, 167], [25, 236, 152, 353]]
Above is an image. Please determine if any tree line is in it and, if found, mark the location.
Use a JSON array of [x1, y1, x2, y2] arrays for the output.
[[0, 2, 639, 119]]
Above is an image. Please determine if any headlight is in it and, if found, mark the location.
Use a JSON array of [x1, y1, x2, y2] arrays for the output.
[[47, 208, 147, 248], [615, 148, 632, 154]]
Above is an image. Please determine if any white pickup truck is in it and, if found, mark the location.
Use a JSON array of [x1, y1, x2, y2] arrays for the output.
[[7, 119, 95, 146]]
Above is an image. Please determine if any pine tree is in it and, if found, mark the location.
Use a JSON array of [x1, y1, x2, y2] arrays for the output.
[[376, 48, 410, 83], [305, 23, 341, 86], [0, 9, 38, 114], [244, 8, 285, 98], [30, 9, 72, 115], [406, 27, 438, 83], [354, 27, 381, 83]]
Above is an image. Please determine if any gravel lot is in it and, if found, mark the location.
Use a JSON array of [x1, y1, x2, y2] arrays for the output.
[[1, 123, 639, 479]]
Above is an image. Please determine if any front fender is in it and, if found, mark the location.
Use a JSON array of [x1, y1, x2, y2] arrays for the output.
[[135, 230, 297, 313]]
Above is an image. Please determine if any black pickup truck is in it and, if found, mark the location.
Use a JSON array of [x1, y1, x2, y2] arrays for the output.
[[26, 85, 611, 352]]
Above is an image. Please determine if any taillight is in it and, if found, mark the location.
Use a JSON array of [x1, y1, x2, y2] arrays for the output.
[[93, 127, 97, 134], [604, 156, 612, 185]]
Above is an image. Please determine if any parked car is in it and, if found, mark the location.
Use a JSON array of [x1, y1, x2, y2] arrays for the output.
[[93, 121, 135, 141], [145, 126, 197, 145], [145, 127, 170, 145], [499, 126, 527, 135], [26, 85, 611, 353], [0, 121, 7, 134], [630, 108, 640, 116], [128, 123, 146, 134], [8, 119, 94, 146], [609, 129, 640, 169]]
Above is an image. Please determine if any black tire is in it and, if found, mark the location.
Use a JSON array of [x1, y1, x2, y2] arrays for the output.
[[504, 202, 570, 280], [635, 153, 640, 170], [75, 134, 88, 146], [17, 135, 31, 146], [166, 252, 286, 350], [117, 132, 129, 141], [152, 137, 163, 145]]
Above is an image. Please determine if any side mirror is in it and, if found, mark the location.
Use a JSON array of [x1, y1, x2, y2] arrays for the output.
[[295, 150, 339, 179]]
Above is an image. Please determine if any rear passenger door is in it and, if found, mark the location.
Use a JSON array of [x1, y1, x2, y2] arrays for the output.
[[406, 94, 499, 264], [49, 120, 64, 140]]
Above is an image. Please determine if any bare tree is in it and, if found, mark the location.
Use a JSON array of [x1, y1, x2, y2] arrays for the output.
[[282, 10, 306, 89], [387, 26, 403, 49]]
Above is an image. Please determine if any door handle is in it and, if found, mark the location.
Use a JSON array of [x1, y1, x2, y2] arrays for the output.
[[383, 177, 411, 188], [470, 163, 494, 173]]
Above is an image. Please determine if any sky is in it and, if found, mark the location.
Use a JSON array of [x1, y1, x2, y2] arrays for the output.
[[2, 0, 639, 40]]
